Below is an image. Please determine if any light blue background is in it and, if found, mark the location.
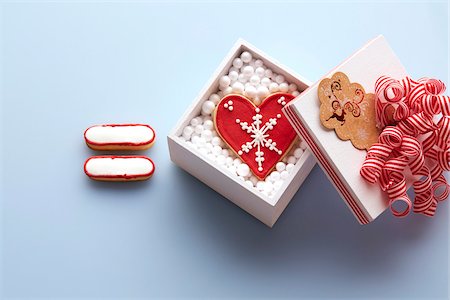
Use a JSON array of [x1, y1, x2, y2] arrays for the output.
[[0, 1, 448, 299]]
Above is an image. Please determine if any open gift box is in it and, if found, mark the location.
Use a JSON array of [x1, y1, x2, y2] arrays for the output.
[[169, 35, 448, 226], [168, 39, 316, 227]]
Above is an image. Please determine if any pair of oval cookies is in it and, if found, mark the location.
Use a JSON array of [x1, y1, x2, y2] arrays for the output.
[[84, 124, 156, 182]]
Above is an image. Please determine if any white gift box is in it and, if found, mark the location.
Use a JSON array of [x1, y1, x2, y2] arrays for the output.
[[168, 39, 316, 227], [284, 35, 409, 224]]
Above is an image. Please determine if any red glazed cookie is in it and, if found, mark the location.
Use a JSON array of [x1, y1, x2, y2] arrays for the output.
[[84, 124, 155, 151], [214, 93, 298, 180], [84, 156, 155, 181]]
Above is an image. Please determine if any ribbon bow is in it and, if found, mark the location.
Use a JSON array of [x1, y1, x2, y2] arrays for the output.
[[360, 76, 450, 217]]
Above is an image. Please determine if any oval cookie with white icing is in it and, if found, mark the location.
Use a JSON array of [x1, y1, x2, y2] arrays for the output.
[[84, 124, 155, 151], [84, 156, 155, 181]]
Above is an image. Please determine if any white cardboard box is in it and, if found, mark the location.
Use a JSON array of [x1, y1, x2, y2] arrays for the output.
[[168, 39, 316, 227], [284, 35, 408, 224]]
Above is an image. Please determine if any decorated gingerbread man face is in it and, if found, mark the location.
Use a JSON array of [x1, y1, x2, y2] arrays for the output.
[[214, 93, 298, 180], [318, 72, 379, 150]]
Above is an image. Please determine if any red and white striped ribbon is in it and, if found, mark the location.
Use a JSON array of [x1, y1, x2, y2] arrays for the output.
[[361, 76, 450, 217]]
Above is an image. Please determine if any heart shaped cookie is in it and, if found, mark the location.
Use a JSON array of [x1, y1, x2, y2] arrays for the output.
[[214, 93, 298, 180]]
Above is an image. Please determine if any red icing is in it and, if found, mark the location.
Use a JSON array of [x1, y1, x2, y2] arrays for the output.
[[84, 124, 156, 147], [215, 93, 298, 180], [84, 156, 155, 180]]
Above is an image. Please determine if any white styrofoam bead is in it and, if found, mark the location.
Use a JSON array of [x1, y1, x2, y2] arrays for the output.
[[240, 51, 252, 63], [233, 158, 242, 167], [211, 136, 222, 146], [275, 161, 286, 172], [286, 163, 295, 173], [229, 70, 239, 82], [229, 67, 239, 74], [223, 86, 233, 95], [245, 85, 257, 98], [209, 93, 221, 104], [199, 147, 208, 155], [280, 170, 289, 180], [264, 69, 273, 78], [300, 140, 308, 150], [205, 143, 214, 152], [194, 124, 204, 134], [238, 73, 248, 83], [254, 59, 263, 67], [294, 147, 303, 159], [237, 163, 250, 177], [273, 180, 283, 190], [287, 155, 296, 165], [289, 83, 298, 92], [257, 86, 269, 98], [292, 91, 300, 97], [203, 119, 214, 130], [269, 82, 279, 93], [264, 182, 274, 193], [271, 171, 281, 181], [249, 176, 258, 185], [191, 135, 200, 144], [225, 156, 234, 166], [232, 81, 245, 94], [221, 149, 230, 157], [201, 100, 215, 115], [232, 58, 243, 69], [275, 74, 285, 84], [213, 145, 222, 155], [242, 65, 254, 77], [256, 181, 265, 191], [190, 117, 200, 127], [219, 75, 231, 88], [260, 77, 271, 87], [250, 75, 260, 85], [245, 180, 254, 188], [255, 67, 265, 78], [201, 130, 213, 142], [183, 125, 194, 137], [217, 155, 226, 165], [279, 82, 289, 93]]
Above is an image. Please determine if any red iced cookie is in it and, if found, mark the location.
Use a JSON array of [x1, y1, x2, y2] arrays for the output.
[[214, 93, 298, 180]]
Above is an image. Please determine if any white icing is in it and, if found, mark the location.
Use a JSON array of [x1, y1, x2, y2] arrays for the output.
[[236, 107, 283, 171], [86, 125, 154, 145], [85, 157, 154, 176]]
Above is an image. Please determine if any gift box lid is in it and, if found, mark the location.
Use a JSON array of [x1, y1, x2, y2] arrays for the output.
[[283, 35, 408, 224]]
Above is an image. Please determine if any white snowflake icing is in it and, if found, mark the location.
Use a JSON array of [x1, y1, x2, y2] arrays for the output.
[[235, 107, 283, 172]]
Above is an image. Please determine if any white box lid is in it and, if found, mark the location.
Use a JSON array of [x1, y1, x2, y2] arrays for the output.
[[283, 35, 408, 224]]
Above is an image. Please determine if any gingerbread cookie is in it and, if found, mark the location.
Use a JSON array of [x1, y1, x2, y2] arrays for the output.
[[84, 156, 155, 181], [318, 72, 379, 150], [84, 124, 155, 151], [214, 93, 298, 180]]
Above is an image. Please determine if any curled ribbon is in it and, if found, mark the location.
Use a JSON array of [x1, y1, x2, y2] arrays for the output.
[[361, 76, 450, 217]]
